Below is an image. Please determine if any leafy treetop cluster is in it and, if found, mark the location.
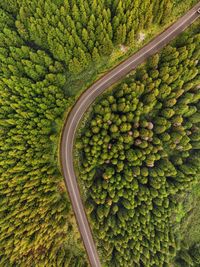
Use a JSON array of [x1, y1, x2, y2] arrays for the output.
[[77, 31, 200, 266]]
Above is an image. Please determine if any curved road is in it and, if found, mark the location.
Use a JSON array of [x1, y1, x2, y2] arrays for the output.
[[60, 3, 200, 267]]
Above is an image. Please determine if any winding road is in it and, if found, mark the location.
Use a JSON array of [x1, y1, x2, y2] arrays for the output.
[[60, 3, 200, 267]]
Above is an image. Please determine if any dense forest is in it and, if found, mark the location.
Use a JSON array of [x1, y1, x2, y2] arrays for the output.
[[0, 0, 199, 266], [0, 6, 87, 267], [0, 0, 197, 76], [77, 28, 200, 266]]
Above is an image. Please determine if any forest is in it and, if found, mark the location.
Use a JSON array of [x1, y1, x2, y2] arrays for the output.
[[0, 0, 199, 266], [0, 0, 197, 76], [76, 26, 200, 266]]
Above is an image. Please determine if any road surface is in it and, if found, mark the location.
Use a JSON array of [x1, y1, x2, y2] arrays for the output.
[[60, 3, 200, 267]]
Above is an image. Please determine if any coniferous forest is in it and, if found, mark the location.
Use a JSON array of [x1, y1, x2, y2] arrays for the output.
[[0, 0, 199, 266], [0, 0, 197, 75], [76, 27, 200, 266]]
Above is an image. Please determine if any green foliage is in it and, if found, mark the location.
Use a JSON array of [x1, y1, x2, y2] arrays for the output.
[[0, 7, 86, 267], [77, 30, 200, 266], [0, 0, 198, 266], [172, 177, 200, 266], [174, 243, 200, 267], [13, 0, 186, 74]]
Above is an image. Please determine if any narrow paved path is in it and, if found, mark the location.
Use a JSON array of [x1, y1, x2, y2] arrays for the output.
[[60, 4, 200, 267]]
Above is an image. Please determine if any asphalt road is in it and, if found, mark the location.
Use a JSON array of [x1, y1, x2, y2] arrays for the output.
[[60, 3, 200, 267]]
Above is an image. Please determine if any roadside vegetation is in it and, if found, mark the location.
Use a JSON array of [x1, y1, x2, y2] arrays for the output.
[[76, 24, 200, 266], [0, 0, 199, 266]]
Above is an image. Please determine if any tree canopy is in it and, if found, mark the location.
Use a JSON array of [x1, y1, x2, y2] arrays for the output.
[[0, 0, 199, 266], [77, 29, 200, 266]]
